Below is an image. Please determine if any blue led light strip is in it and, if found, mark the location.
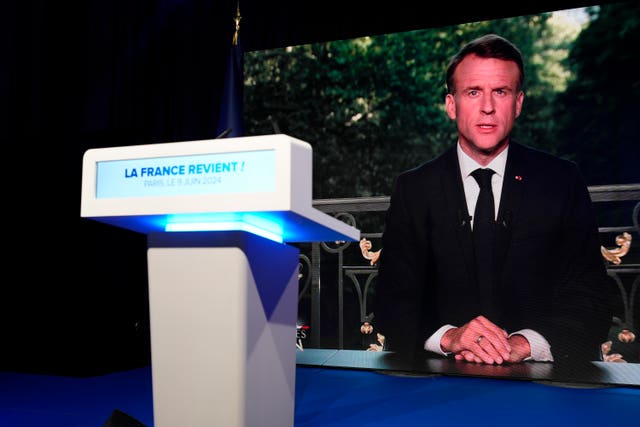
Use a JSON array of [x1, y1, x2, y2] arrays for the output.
[[165, 221, 283, 243]]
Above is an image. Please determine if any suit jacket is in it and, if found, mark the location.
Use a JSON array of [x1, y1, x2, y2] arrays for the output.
[[374, 141, 611, 362]]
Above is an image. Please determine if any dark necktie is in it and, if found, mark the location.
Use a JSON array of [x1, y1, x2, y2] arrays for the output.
[[471, 168, 496, 317]]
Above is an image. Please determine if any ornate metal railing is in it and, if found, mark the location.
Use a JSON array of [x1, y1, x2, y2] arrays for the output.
[[297, 184, 640, 358]]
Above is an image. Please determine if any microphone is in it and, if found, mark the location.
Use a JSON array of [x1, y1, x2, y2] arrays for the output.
[[499, 210, 513, 229], [215, 128, 232, 139], [458, 210, 472, 227]]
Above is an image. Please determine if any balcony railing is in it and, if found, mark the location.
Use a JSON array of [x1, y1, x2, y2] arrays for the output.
[[297, 183, 640, 358]]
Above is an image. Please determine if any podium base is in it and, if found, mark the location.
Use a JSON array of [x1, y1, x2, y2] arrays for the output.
[[147, 231, 299, 427]]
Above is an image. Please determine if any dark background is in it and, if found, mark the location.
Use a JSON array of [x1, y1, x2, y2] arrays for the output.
[[4, 0, 624, 375]]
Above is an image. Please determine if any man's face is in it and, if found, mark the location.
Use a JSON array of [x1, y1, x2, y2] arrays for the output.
[[445, 54, 524, 164]]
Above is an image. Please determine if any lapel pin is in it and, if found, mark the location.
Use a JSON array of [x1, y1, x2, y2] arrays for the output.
[[515, 175, 523, 181]]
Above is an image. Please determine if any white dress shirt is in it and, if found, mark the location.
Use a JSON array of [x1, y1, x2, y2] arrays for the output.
[[423, 142, 553, 362]]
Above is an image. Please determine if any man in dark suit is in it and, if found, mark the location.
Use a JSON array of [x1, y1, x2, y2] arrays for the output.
[[374, 34, 611, 365]]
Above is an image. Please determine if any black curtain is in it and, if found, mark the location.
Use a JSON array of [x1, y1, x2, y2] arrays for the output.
[[4, 0, 234, 376]]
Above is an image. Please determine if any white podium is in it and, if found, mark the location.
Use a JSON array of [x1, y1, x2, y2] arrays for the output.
[[81, 134, 359, 427]]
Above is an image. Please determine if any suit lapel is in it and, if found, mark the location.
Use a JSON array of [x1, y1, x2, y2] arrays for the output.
[[495, 142, 526, 271], [440, 148, 476, 279]]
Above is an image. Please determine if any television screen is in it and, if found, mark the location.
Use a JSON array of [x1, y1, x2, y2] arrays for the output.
[[245, 1, 640, 387]]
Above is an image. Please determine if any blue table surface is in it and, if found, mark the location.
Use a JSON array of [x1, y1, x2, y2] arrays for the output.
[[1, 365, 639, 427]]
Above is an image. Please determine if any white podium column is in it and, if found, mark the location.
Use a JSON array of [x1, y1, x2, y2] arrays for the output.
[[80, 134, 360, 426], [146, 231, 299, 427]]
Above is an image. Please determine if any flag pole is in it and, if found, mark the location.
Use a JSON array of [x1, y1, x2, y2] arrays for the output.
[[232, 2, 241, 47], [216, 1, 244, 138]]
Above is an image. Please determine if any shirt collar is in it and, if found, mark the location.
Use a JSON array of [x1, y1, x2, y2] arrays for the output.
[[457, 142, 508, 179]]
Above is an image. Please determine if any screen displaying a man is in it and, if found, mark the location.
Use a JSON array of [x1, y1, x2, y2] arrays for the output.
[[374, 34, 612, 366]]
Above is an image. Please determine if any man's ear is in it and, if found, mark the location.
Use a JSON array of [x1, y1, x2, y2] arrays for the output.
[[445, 93, 457, 119], [515, 90, 524, 118]]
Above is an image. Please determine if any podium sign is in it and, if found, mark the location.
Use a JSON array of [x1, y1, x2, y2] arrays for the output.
[[81, 134, 360, 427], [81, 133, 358, 243]]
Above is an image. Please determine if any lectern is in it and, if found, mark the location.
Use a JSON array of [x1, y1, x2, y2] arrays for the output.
[[81, 134, 360, 427]]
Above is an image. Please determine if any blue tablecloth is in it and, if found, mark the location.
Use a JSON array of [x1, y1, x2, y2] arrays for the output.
[[1, 365, 639, 426]]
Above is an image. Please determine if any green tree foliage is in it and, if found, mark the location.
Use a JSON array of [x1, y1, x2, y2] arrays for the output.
[[554, 1, 640, 185], [244, 10, 600, 198]]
